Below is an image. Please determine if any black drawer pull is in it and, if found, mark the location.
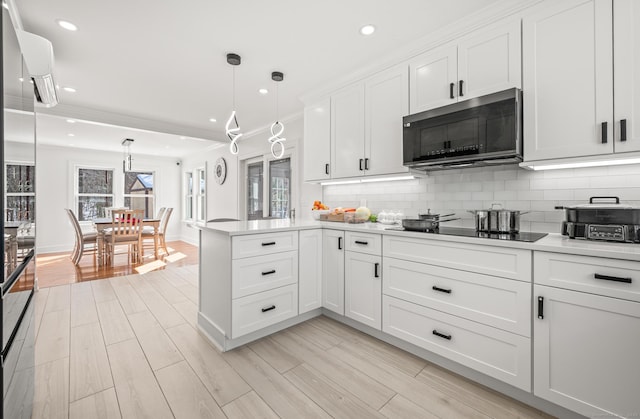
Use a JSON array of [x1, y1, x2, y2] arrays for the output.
[[359, 158, 364, 171], [325, 163, 330, 175], [459, 79, 464, 97], [364, 158, 370, 170], [338, 237, 343, 250], [449, 82, 455, 99], [261, 270, 276, 276], [354, 240, 369, 245], [262, 242, 276, 246], [261, 305, 276, 313], [620, 119, 627, 142], [374, 263, 380, 278], [538, 296, 544, 319], [602, 121, 608, 144], [432, 286, 452, 294], [594, 273, 632, 284], [432, 330, 451, 340]]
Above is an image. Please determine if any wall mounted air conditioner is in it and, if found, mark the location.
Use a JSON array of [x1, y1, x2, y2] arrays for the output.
[[15, 29, 59, 107]]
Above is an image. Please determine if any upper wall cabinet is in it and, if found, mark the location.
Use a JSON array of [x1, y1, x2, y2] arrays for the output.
[[523, 0, 640, 162], [331, 83, 366, 179], [409, 20, 521, 114], [303, 98, 331, 182]]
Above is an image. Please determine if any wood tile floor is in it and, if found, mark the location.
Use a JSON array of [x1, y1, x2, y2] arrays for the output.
[[32, 264, 555, 419]]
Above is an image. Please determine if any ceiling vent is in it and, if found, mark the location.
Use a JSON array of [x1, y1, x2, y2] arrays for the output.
[[15, 29, 59, 107]]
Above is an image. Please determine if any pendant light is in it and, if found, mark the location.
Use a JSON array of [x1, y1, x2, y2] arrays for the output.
[[268, 71, 286, 158], [225, 53, 243, 155], [122, 138, 134, 172]]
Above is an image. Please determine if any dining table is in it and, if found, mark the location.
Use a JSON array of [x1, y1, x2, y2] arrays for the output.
[[92, 217, 161, 266]]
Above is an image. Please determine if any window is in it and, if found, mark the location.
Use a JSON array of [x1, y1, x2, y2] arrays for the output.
[[243, 156, 292, 220], [76, 167, 114, 221], [6, 163, 35, 222], [247, 162, 263, 220], [184, 172, 193, 220], [269, 158, 290, 219], [195, 167, 206, 222], [124, 171, 155, 218]]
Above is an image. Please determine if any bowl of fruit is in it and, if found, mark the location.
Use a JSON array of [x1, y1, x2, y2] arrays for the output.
[[311, 201, 330, 220]]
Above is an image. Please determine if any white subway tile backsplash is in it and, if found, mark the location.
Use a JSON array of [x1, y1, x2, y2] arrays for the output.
[[322, 164, 640, 234]]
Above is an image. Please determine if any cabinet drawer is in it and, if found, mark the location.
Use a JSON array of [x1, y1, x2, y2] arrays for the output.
[[232, 284, 298, 339], [232, 231, 298, 259], [232, 251, 298, 299], [383, 295, 531, 391], [535, 252, 640, 303], [345, 231, 382, 256], [383, 257, 531, 336], [383, 235, 531, 281]]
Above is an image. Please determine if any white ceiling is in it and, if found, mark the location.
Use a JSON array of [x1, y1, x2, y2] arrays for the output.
[[16, 0, 500, 155]]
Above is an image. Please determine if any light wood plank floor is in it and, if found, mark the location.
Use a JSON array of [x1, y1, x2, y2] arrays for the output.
[[32, 264, 555, 419]]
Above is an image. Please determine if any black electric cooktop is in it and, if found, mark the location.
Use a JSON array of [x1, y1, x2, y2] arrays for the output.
[[386, 227, 548, 243]]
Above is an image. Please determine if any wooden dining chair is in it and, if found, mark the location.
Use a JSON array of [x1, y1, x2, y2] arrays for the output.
[[65, 208, 99, 265], [104, 209, 144, 266], [142, 207, 173, 257]]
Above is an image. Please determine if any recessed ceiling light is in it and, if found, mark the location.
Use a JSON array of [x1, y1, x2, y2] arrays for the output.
[[66, 119, 76, 123], [258, 88, 269, 95], [56, 20, 78, 31], [179, 136, 186, 140], [360, 24, 376, 36], [209, 118, 217, 123], [63, 86, 76, 93], [68, 133, 75, 137], [18, 77, 24, 82]]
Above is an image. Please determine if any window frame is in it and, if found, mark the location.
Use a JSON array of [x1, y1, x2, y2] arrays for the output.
[[5, 161, 35, 222], [183, 171, 194, 221], [74, 165, 116, 222]]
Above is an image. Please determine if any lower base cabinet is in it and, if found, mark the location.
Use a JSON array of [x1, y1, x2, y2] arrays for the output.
[[534, 285, 640, 418], [345, 251, 382, 330], [383, 295, 531, 391], [231, 284, 298, 339]]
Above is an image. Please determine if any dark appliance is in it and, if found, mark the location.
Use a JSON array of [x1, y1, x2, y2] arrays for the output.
[[386, 226, 548, 243], [403, 88, 522, 170], [558, 197, 640, 243], [1, 4, 37, 418]]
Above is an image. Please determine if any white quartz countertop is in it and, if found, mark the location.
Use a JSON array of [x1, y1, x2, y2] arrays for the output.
[[198, 219, 640, 261]]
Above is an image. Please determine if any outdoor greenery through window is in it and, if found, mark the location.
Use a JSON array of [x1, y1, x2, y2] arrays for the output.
[[76, 167, 114, 221], [124, 171, 155, 218], [6, 163, 35, 222]]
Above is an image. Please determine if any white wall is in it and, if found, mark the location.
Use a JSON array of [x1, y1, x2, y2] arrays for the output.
[[35, 143, 182, 253], [322, 163, 640, 233]]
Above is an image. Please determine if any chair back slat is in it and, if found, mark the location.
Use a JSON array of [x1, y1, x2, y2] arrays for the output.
[[156, 207, 167, 221], [65, 209, 83, 240], [111, 209, 144, 238], [159, 208, 173, 235]]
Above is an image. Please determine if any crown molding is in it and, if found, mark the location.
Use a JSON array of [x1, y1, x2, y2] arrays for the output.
[[299, 0, 543, 104]]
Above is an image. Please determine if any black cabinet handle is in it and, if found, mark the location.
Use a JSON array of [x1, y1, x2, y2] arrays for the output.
[[374, 263, 380, 278], [338, 236, 343, 250], [364, 158, 369, 170], [459, 79, 464, 97], [325, 163, 330, 175], [359, 159, 364, 171], [432, 286, 452, 294], [262, 242, 276, 246], [261, 305, 276, 313], [594, 273, 632, 284], [354, 240, 369, 245], [432, 330, 452, 340], [538, 296, 544, 320], [449, 82, 454, 99], [602, 121, 608, 144], [261, 270, 276, 276], [621, 119, 627, 142]]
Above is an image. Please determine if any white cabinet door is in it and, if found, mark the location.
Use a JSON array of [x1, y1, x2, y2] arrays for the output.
[[331, 84, 365, 178], [303, 99, 331, 181], [298, 230, 322, 314], [322, 229, 344, 315], [534, 285, 640, 418], [614, 0, 640, 152], [409, 44, 457, 114], [523, 0, 613, 161], [458, 20, 521, 100], [345, 251, 381, 330], [364, 65, 409, 176]]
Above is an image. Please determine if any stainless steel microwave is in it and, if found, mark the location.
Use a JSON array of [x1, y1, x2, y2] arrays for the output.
[[402, 88, 522, 170]]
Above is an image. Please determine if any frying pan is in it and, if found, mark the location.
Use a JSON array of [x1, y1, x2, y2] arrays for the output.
[[402, 216, 460, 232]]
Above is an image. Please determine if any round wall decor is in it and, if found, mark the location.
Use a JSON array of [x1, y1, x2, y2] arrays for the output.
[[214, 157, 227, 184]]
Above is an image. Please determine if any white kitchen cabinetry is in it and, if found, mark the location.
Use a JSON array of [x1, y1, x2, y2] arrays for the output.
[[298, 229, 323, 314], [533, 251, 640, 417], [614, 0, 640, 152], [303, 98, 331, 181], [322, 229, 345, 315], [410, 20, 521, 114], [344, 232, 382, 330], [331, 83, 366, 179]]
